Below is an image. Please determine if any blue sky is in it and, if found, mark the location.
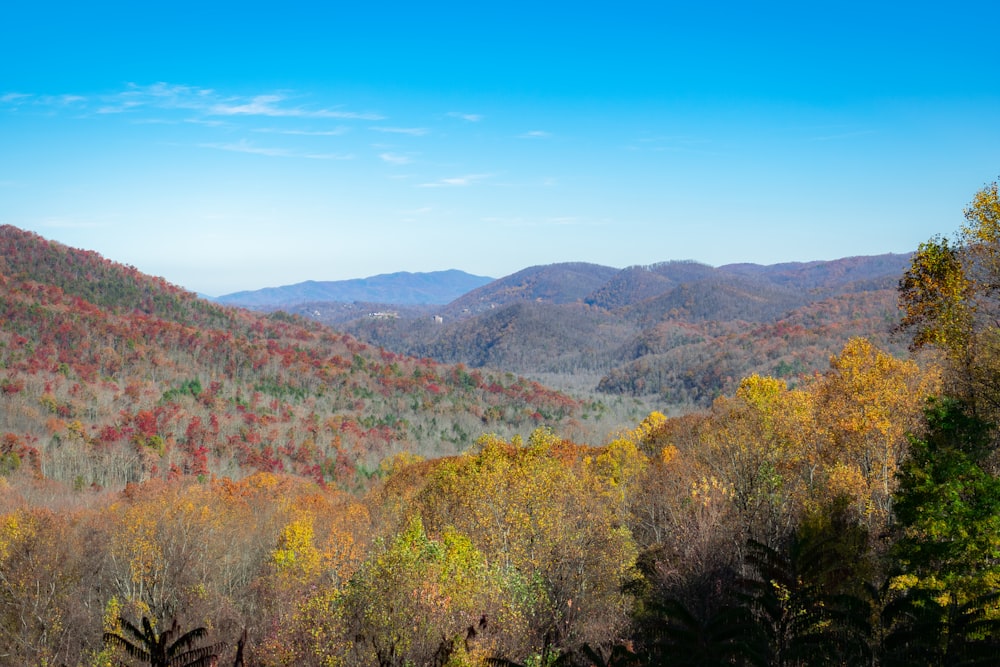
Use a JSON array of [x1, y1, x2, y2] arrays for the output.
[[2, 1, 999, 296]]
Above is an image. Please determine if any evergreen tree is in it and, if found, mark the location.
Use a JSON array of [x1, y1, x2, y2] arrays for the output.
[[884, 398, 1000, 663]]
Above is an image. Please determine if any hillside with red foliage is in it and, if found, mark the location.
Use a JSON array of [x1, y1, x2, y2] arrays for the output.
[[0, 226, 581, 490]]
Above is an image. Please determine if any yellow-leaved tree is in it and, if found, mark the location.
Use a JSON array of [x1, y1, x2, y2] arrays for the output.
[[692, 374, 815, 541], [0, 508, 80, 666], [812, 338, 939, 530], [341, 516, 501, 667], [417, 427, 638, 660], [899, 180, 1000, 417]]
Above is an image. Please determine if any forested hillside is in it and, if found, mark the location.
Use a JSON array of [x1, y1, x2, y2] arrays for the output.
[[2, 183, 1000, 667], [335, 255, 910, 406], [0, 225, 588, 490]]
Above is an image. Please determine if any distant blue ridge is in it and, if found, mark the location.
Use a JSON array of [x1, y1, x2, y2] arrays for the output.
[[214, 269, 494, 307]]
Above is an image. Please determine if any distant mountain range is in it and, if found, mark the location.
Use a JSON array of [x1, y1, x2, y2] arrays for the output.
[[243, 255, 915, 407], [0, 220, 919, 409], [215, 269, 493, 307]]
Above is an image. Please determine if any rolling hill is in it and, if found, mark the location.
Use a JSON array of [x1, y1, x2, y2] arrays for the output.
[[441, 262, 622, 316], [329, 254, 913, 406], [0, 225, 591, 491]]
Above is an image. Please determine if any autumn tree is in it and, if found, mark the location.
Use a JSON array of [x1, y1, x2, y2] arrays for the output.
[[418, 428, 638, 659], [899, 180, 1000, 418], [342, 516, 501, 667], [0, 508, 83, 665], [256, 489, 371, 667], [812, 338, 938, 531], [690, 374, 815, 544], [899, 237, 974, 360], [590, 430, 650, 526]]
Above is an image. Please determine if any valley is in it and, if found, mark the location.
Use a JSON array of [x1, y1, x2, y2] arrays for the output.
[[224, 255, 912, 409]]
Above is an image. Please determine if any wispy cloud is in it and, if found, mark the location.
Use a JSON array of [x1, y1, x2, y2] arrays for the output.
[[546, 216, 580, 225], [519, 130, 551, 139], [370, 126, 430, 136], [302, 152, 355, 160], [209, 95, 288, 116], [0, 92, 32, 104], [129, 118, 183, 125], [253, 126, 350, 136], [1, 92, 86, 108], [37, 94, 87, 106], [200, 140, 292, 157], [199, 139, 353, 160], [447, 111, 483, 122], [97, 82, 210, 114], [379, 152, 413, 165], [7, 82, 386, 122], [185, 118, 229, 127], [209, 94, 382, 120], [418, 174, 490, 188], [626, 135, 716, 154], [807, 129, 877, 142]]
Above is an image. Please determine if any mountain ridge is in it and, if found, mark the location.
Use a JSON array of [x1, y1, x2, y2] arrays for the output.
[[215, 269, 493, 307], [330, 253, 914, 406], [0, 224, 593, 491], [215, 254, 912, 315]]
